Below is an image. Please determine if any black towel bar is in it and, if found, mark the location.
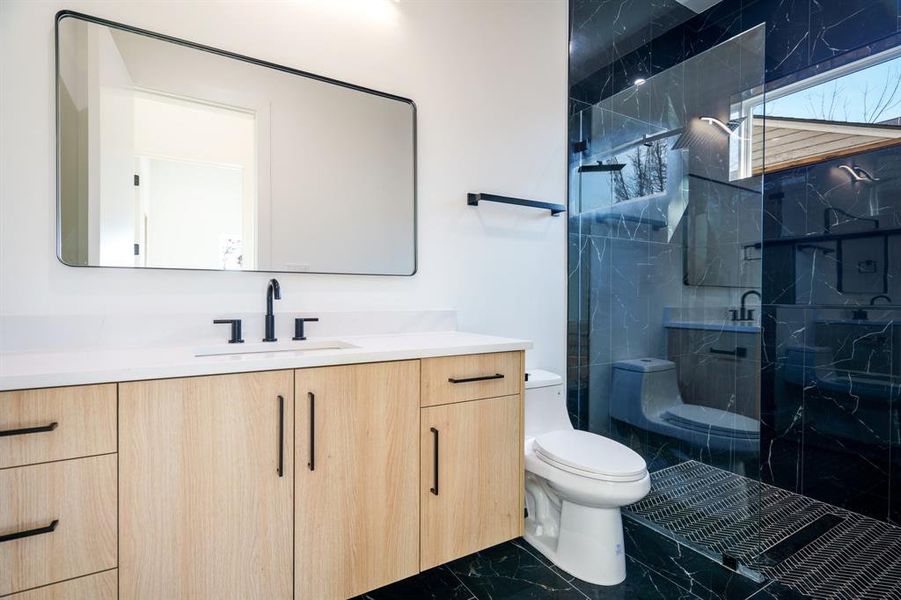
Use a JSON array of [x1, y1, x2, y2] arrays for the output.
[[467, 193, 566, 216]]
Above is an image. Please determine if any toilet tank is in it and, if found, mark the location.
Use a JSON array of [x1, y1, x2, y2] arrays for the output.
[[524, 370, 568, 440], [610, 358, 681, 426]]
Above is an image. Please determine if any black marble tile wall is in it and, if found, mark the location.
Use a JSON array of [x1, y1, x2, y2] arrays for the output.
[[567, 9, 765, 480], [570, 0, 901, 106], [760, 303, 901, 523]]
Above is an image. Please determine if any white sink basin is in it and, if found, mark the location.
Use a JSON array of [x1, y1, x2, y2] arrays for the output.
[[195, 339, 358, 358]]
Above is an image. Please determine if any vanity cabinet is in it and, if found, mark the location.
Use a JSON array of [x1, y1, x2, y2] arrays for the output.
[[294, 361, 420, 599], [4, 349, 524, 599], [118, 371, 294, 600], [420, 394, 523, 570]]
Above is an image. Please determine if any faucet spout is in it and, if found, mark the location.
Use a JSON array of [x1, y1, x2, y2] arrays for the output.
[[731, 290, 761, 322], [264, 279, 281, 342], [741, 290, 761, 310]]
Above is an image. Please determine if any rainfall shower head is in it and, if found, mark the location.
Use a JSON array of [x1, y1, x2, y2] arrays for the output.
[[578, 162, 626, 173]]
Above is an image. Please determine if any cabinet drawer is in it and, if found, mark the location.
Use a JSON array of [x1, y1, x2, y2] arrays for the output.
[[0, 455, 118, 596], [421, 352, 522, 407], [5, 570, 117, 600], [0, 384, 117, 469]]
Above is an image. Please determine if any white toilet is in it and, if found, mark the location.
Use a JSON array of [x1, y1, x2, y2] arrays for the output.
[[523, 370, 650, 586], [609, 358, 759, 456]]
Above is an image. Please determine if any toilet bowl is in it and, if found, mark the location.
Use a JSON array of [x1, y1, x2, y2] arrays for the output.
[[523, 370, 650, 586], [609, 358, 759, 455]]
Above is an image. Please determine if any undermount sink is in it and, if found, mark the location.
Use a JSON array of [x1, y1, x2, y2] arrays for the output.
[[194, 339, 358, 357]]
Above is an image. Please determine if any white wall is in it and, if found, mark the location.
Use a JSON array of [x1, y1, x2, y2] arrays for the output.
[[0, 0, 568, 374]]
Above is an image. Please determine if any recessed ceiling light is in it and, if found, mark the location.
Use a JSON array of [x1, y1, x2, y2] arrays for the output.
[[633, 77, 647, 86]]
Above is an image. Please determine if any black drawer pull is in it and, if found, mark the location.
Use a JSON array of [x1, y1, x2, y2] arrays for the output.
[[277, 395, 285, 478], [307, 392, 315, 471], [710, 347, 747, 358], [0, 422, 59, 438], [430, 427, 439, 496], [0, 519, 59, 543], [448, 373, 504, 384]]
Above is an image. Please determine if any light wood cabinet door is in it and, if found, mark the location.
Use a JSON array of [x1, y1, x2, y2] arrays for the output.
[[420, 394, 523, 571], [295, 361, 420, 600], [119, 371, 294, 600]]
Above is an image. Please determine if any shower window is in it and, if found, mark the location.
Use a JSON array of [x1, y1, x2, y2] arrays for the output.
[[738, 45, 901, 175]]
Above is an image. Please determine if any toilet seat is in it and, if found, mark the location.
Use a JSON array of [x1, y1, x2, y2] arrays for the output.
[[662, 404, 759, 439], [533, 430, 647, 482]]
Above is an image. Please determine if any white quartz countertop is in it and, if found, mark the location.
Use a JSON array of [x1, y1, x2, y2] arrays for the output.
[[0, 331, 532, 391]]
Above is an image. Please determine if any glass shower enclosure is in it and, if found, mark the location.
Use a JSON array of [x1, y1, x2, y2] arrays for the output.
[[567, 24, 767, 574]]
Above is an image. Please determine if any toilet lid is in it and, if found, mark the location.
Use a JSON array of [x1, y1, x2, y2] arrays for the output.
[[533, 430, 647, 482], [663, 404, 759, 439]]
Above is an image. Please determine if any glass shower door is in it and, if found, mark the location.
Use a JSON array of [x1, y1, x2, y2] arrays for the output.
[[567, 23, 767, 577]]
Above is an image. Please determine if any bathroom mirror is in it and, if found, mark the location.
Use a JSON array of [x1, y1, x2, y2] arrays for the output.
[[56, 12, 416, 275]]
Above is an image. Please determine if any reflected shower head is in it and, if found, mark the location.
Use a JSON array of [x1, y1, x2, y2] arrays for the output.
[[838, 165, 879, 182], [578, 162, 625, 173]]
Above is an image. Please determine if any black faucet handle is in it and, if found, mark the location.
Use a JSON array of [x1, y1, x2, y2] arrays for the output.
[[213, 319, 244, 344], [745, 309, 755, 322], [293, 317, 320, 341], [729, 309, 739, 322]]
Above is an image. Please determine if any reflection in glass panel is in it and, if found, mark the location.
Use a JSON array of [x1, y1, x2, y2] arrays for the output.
[[747, 48, 901, 174], [567, 23, 766, 570]]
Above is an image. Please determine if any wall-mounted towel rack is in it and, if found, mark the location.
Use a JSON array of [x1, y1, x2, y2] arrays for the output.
[[467, 193, 566, 216]]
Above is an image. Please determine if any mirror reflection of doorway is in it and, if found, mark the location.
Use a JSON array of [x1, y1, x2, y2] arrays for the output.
[[131, 91, 256, 270], [135, 157, 245, 269]]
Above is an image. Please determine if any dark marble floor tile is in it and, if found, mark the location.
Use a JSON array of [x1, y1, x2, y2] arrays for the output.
[[744, 580, 813, 599], [561, 556, 698, 600], [511, 535, 700, 600], [447, 539, 586, 599], [621, 518, 768, 600], [355, 565, 474, 600]]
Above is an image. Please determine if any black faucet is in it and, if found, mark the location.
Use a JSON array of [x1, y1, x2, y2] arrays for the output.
[[730, 290, 761, 322], [855, 294, 893, 320], [263, 279, 281, 342]]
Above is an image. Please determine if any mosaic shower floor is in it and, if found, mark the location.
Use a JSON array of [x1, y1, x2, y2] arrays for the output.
[[626, 460, 901, 600]]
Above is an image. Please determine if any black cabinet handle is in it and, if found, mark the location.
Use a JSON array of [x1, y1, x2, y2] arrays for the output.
[[307, 392, 315, 471], [0, 519, 59, 543], [0, 422, 58, 438], [447, 373, 504, 384], [710, 347, 748, 358], [277, 395, 285, 478], [430, 427, 439, 496]]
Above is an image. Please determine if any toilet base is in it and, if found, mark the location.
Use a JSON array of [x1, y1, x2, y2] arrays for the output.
[[524, 493, 627, 586]]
